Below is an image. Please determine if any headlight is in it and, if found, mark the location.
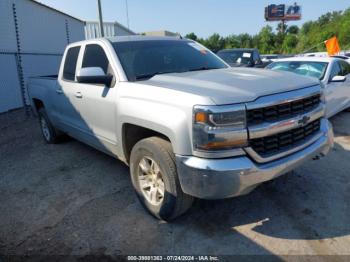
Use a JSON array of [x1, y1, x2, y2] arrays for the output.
[[193, 104, 248, 158]]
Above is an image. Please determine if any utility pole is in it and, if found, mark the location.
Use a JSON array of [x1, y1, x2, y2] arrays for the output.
[[97, 0, 104, 37], [125, 0, 130, 29], [280, 19, 286, 35]]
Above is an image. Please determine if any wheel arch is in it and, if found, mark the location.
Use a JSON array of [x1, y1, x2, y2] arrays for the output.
[[122, 123, 172, 164], [32, 98, 45, 114]]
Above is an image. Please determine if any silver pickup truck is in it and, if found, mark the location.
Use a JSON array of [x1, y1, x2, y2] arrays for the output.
[[28, 36, 334, 220]]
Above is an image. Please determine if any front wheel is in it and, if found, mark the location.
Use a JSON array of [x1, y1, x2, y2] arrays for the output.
[[130, 137, 194, 221]]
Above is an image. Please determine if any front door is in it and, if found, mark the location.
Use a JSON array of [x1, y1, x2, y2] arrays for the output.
[[325, 61, 347, 117], [338, 60, 350, 110], [72, 44, 118, 155]]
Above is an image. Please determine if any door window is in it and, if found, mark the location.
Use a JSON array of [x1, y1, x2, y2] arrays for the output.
[[339, 60, 350, 76], [63, 46, 81, 81], [82, 44, 112, 75], [329, 61, 342, 80]]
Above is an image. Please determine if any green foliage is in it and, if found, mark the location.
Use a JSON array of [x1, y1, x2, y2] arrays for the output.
[[201, 33, 226, 52], [185, 32, 198, 41], [287, 25, 299, 35], [282, 34, 298, 53], [257, 25, 275, 54], [185, 7, 350, 54]]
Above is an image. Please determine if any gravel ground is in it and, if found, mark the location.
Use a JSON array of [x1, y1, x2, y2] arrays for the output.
[[0, 109, 349, 259]]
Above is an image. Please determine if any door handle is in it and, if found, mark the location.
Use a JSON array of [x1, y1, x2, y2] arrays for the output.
[[75, 92, 83, 98], [56, 89, 63, 94]]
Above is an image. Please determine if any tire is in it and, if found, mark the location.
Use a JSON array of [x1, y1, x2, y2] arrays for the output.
[[130, 137, 194, 221], [38, 108, 61, 144]]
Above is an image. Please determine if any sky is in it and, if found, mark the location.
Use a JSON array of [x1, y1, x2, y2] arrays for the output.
[[36, 0, 350, 38]]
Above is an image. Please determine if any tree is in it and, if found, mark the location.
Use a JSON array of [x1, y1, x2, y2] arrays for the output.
[[257, 25, 275, 54], [300, 21, 313, 35], [204, 33, 226, 52], [184, 7, 350, 54], [287, 25, 299, 34], [237, 33, 253, 48], [282, 34, 298, 53], [185, 32, 198, 41], [225, 34, 240, 49]]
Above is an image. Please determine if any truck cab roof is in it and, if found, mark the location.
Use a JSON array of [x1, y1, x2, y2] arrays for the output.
[[107, 35, 184, 43]]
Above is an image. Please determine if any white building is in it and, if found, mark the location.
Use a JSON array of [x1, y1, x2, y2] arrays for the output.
[[0, 0, 85, 113], [143, 30, 180, 37], [85, 21, 135, 39]]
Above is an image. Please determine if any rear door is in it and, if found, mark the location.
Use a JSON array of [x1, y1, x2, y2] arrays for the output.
[[72, 43, 118, 155]]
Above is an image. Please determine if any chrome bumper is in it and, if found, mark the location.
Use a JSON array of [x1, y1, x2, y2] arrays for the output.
[[176, 119, 333, 199]]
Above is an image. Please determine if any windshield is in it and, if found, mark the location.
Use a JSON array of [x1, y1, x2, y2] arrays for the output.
[[112, 40, 228, 81], [217, 50, 253, 65], [266, 61, 328, 80]]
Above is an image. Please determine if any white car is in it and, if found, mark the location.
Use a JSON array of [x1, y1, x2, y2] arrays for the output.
[[331, 55, 350, 65], [261, 54, 279, 63], [267, 57, 350, 118]]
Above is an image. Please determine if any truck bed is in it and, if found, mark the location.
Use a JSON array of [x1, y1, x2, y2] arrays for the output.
[[27, 75, 59, 113]]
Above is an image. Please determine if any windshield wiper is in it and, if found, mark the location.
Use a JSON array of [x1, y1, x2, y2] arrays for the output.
[[135, 71, 173, 80], [188, 67, 219, 72]]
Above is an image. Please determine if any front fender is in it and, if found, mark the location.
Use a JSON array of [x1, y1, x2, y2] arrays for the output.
[[117, 97, 193, 156]]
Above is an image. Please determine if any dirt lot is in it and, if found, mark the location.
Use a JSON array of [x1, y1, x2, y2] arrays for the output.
[[0, 109, 349, 258]]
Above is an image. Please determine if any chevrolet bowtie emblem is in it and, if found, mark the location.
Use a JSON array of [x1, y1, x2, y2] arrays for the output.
[[298, 115, 311, 126]]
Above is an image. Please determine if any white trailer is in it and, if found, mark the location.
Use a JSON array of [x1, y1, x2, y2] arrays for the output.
[[85, 21, 135, 39]]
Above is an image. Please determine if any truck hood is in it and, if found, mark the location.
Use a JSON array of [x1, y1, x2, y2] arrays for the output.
[[141, 68, 319, 105]]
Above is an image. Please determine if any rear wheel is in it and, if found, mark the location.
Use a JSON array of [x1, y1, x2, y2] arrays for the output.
[[38, 108, 61, 144], [130, 137, 194, 221]]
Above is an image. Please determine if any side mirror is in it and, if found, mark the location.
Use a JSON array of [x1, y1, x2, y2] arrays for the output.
[[77, 67, 113, 87], [330, 75, 346, 82]]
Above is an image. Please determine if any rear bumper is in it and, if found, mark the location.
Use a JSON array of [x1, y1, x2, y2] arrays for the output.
[[176, 119, 333, 199]]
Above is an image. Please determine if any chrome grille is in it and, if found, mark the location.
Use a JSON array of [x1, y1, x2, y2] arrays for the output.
[[247, 94, 321, 125], [250, 119, 321, 157]]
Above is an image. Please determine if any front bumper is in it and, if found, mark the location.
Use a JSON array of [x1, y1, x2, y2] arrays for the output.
[[176, 119, 334, 199]]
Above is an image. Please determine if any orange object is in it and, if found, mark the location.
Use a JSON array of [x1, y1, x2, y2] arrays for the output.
[[195, 112, 207, 123], [325, 36, 341, 56], [200, 139, 247, 150]]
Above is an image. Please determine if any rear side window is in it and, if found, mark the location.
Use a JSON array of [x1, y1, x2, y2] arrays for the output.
[[82, 44, 110, 74], [63, 46, 81, 81]]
